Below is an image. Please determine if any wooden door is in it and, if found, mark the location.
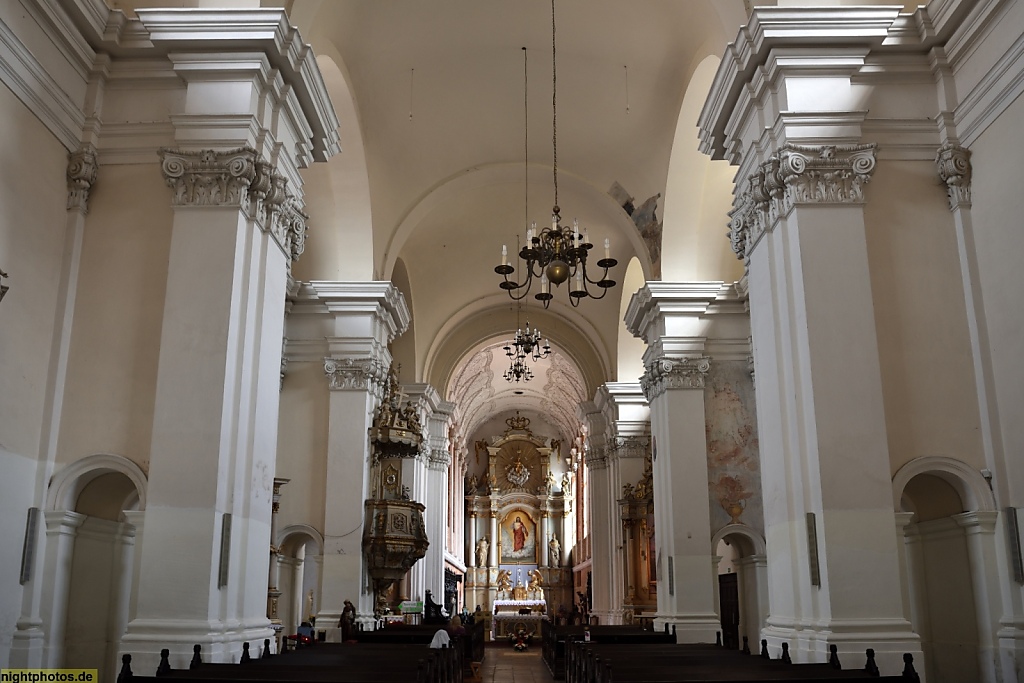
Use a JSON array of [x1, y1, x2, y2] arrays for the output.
[[718, 573, 740, 650]]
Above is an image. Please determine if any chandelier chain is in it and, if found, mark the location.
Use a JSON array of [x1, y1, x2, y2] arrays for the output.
[[551, 0, 558, 209]]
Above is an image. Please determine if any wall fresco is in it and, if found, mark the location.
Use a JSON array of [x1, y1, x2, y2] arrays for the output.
[[705, 360, 763, 535]]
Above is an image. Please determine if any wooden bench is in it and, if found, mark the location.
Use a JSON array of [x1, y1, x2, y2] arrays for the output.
[[118, 640, 463, 683], [564, 638, 920, 683], [541, 621, 675, 679]]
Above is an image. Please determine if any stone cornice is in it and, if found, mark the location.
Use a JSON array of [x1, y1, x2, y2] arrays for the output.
[[64, 4, 341, 165], [936, 143, 971, 210], [640, 356, 711, 402], [624, 282, 731, 345], [66, 144, 98, 212]]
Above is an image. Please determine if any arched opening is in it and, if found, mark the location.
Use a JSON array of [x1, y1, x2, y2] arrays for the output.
[[47, 455, 146, 683], [278, 525, 325, 641], [617, 257, 647, 384], [897, 471, 983, 683], [712, 525, 767, 652]]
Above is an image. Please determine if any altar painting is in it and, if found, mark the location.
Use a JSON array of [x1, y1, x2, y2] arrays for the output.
[[499, 511, 538, 564]]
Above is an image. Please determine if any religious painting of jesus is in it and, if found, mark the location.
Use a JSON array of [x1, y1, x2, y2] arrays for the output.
[[499, 510, 538, 564]]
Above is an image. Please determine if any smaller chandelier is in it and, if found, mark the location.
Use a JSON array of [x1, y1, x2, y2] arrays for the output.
[[504, 354, 534, 383], [504, 321, 551, 364], [496, 214, 617, 308]]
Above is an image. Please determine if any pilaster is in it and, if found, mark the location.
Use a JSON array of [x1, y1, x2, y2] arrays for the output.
[[285, 281, 409, 630], [624, 282, 749, 642], [698, 7, 922, 666]]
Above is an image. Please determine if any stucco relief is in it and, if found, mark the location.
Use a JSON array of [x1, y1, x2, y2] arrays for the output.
[[705, 361, 762, 535]]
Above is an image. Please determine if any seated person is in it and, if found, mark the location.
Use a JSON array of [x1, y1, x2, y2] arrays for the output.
[[295, 621, 314, 645], [447, 615, 467, 638], [429, 628, 451, 649]]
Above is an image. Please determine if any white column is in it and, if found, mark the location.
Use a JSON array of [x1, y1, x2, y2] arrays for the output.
[[585, 444, 616, 625], [37, 512, 85, 668], [489, 512, 499, 567], [467, 513, 477, 568]]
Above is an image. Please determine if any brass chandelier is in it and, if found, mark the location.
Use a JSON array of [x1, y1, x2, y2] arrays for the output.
[[495, 0, 618, 308], [502, 47, 551, 384], [503, 314, 551, 383]]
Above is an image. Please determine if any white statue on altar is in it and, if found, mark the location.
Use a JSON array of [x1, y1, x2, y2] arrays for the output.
[[476, 536, 489, 567]]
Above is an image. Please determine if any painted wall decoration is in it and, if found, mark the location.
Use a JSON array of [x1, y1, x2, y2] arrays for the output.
[[499, 510, 538, 564], [705, 360, 763, 535]]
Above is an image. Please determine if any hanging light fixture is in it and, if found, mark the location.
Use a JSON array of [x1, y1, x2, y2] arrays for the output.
[[503, 47, 551, 384], [495, 0, 618, 308]]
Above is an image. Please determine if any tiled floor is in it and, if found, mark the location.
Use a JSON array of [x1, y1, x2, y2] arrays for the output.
[[479, 646, 555, 683]]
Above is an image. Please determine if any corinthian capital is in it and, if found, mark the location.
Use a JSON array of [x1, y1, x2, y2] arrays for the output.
[[323, 357, 388, 397], [67, 145, 98, 213], [776, 143, 877, 207], [159, 148, 257, 206], [936, 143, 971, 210], [640, 356, 711, 401]]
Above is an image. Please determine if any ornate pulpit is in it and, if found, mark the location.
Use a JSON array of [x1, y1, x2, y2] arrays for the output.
[[362, 366, 430, 616]]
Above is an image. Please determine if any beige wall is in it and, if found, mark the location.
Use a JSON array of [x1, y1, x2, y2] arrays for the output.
[[0, 81, 70, 664], [0, 83, 70, 462], [865, 159, 984, 474], [56, 164, 172, 470], [276, 362, 330, 535]]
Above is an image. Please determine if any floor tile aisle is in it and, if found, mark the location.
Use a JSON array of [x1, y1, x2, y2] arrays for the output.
[[480, 646, 555, 683]]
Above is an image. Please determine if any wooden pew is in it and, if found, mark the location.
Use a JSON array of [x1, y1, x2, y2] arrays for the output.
[[564, 638, 920, 683], [542, 622, 676, 679], [119, 641, 462, 683]]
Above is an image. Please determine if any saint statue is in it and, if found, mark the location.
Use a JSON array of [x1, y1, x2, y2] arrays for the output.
[[512, 516, 529, 552], [548, 536, 561, 567], [476, 536, 489, 567]]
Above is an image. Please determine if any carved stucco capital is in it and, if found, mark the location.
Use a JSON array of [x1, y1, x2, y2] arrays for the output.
[[728, 143, 877, 260], [67, 145, 98, 213], [160, 147, 257, 206], [584, 445, 608, 471], [159, 147, 309, 262], [427, 448, 452, 471], [640, 356, 711, 401], [323, 357, 388, 398], [608, 436, 650, 460], [936, 143, 971, 210]]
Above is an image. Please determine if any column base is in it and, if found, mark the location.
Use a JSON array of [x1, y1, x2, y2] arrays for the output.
[[762, 618, 921, 677], [994, 621, 1024, 683], [590, 610, 623, 626], [10, 618, 46, 668], [653, 613, 720, 643], [120, 617, 274, 674]]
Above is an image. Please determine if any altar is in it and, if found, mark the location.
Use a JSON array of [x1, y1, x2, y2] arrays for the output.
[[492, 599, 548, 638]]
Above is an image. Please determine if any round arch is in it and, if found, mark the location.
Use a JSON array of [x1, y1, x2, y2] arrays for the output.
[[891, 455, 995, 514], [278, 523, 325, 557], [711, 523, 766, 557], [47, 453, 148, 512]]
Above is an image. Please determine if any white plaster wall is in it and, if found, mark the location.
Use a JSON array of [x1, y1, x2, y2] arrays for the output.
[[276, 363, 329, 546], [0, 83, 70, 666], [56, 164, 172, 469], [969, 93, 1024, 506], [864, 160, 984, 473], [0, 83, 68, 462], [661, 55, 742, 284]]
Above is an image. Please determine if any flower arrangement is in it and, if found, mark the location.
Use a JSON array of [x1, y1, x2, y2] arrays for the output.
[[508, 628, 532, 651]]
